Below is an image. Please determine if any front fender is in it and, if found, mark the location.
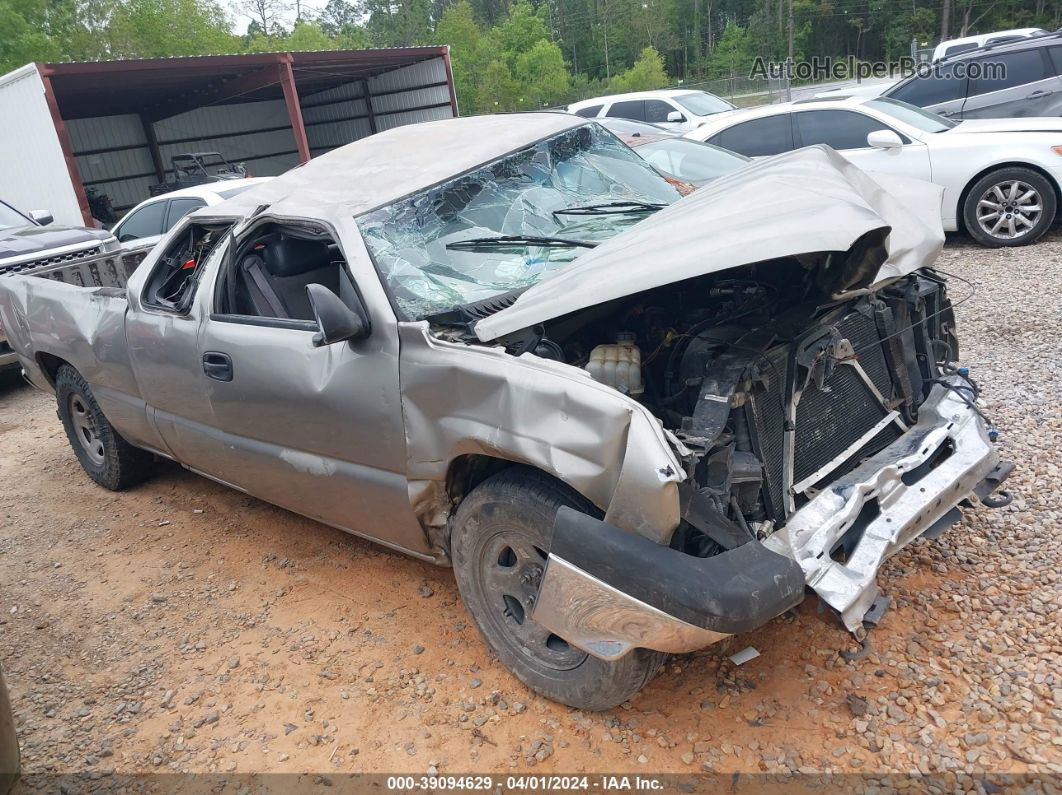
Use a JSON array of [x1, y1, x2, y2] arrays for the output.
[[398, 323, 684, 545]]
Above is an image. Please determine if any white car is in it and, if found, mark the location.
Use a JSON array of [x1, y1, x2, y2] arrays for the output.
[[568, 89, 736, 133], [112, 178, 273, 253], [684, 95, 1062, 247], [931, 27, 1048, 61]]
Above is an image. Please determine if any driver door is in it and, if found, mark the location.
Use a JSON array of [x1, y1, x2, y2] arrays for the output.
[[193, 219, 428, 555]]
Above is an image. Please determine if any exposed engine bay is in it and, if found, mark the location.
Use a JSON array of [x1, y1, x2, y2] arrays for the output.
[[434, 257, 966, 563]]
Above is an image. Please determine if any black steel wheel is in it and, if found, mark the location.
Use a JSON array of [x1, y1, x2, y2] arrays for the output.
[[55, 365, 153, 490], [451, 467, 665, 711]]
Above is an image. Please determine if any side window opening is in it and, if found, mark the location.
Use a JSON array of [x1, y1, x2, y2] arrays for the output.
[[214, 222, 356, 325], [573, 104, 604, 118], [142, 221, 231, 313]]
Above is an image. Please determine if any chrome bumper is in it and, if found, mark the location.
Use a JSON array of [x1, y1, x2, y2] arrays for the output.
[[531, 556, 730, 660], [764, 377, 1002, 632]]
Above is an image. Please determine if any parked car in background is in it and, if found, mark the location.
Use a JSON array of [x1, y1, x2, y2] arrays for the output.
[[568, 89, 736, 133], [686, 95, 1062, 247], [0, 665, 17, 793], [0, 115, 1010, 710], [0, 199, 121, 371], [878, 34, 1062, 119], [597, 117, 750, 188], [931, 27, 1049, 61], [113, 178, 272, 258]]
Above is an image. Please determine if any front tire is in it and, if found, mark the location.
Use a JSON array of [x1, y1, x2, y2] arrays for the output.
[[963, 167, 1056, 247], [55, 365, 153, 490], [451, 467, 665, 711]]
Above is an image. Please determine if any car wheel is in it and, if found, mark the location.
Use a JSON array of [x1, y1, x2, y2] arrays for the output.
[[451, 467, 665, 711], [55, 365, 153, 490], [963, 167, 1057, 247]]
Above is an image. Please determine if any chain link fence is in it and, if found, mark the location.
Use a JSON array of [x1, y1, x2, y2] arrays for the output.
[[910, 40, 935, 64], [673, 74, 792, 107]]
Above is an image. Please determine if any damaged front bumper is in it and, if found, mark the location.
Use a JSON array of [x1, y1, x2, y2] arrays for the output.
[[532, 377, 1009, 659], [530, 507, 806, 660], [764, 376, 1008, 633]]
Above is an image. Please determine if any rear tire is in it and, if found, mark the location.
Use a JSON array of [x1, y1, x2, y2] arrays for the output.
[[962, 167, 1056, 247], [451, 467, 665, 711], [55, 365, 153, 490]]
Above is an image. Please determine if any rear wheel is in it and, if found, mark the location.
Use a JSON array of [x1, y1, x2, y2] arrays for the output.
[[451, 467, 665, 710], [963, 167, 1056, 247], [55, 365, 153, 490]]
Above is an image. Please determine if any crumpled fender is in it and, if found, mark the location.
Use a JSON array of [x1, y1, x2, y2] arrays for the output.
[[398, 323, 685, 548]]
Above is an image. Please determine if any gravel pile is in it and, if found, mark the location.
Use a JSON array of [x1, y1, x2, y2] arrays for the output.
[[902, 230, 1062, 776]]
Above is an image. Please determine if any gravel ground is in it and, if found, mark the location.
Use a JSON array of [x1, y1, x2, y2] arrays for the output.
[[0, 228, 1060, 791]]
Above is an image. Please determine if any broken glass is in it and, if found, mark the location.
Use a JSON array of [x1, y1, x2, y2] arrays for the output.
[[356, 124, 681, 320]]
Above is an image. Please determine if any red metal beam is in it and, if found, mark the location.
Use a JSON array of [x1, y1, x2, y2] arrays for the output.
[[280, 56, 311, 164], [40, 72, 92, 226], [140, 114, 166, 182], [362, 79, 377, 134], [441, 46, 460, 117]]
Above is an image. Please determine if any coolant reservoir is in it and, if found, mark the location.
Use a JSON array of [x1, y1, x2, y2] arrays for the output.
[[585, 333, 643, 397]]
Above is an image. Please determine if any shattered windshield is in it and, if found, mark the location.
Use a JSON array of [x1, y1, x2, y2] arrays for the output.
[[356, 124, 681, 320]]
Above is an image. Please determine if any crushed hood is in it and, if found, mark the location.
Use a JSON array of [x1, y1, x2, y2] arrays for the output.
[[474, 145, 944, 342]]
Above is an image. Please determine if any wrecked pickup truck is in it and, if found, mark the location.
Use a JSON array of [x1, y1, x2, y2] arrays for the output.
[[0, 114, 1013, 710]]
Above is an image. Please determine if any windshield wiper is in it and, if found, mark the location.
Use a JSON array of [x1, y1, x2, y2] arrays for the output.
[[445, 235, 598, 252], [554, 200, 666, 216]]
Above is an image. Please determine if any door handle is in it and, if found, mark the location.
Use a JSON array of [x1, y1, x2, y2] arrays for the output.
[[202, 351, 233, 382], [1026, 90, 1053, 98]]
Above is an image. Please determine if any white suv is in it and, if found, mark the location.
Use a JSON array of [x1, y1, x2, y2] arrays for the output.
[[931, 27, 1048, 61], [568, 89, 735, 133]]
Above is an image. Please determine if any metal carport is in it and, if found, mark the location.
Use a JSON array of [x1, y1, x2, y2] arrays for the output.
[[0, 48, 457, 226]]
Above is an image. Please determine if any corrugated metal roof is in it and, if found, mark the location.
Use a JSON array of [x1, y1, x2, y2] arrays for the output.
[[38, 48, 452, 120], [46, 46, 450, 66]]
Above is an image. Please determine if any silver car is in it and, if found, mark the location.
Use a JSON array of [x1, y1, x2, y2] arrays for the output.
[[885, 33, 1062, 119], [0, 115, 1012, 710]]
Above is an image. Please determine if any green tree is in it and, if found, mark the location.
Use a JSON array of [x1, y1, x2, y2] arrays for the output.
[[285, 20, 336, 49], [335, 24, 372, 48], [610, 45, 668, 92], [513, 38, 569, 108], [319, 0, 363, 35], [478, 58, 518, 111], [490, 0, 551, 72], [0, 0, 62, 72], [107, 0, 237, 57], [706, 20, 752, 78], [436, 0, 486, 113]]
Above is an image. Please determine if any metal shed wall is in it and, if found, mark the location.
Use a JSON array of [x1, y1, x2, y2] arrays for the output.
[[68, 114, 153, 213], [154, 101, 302, 183], [0, 65, 83, 226], [303, 57, 454, 155], [67, 59, 453, 215]]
